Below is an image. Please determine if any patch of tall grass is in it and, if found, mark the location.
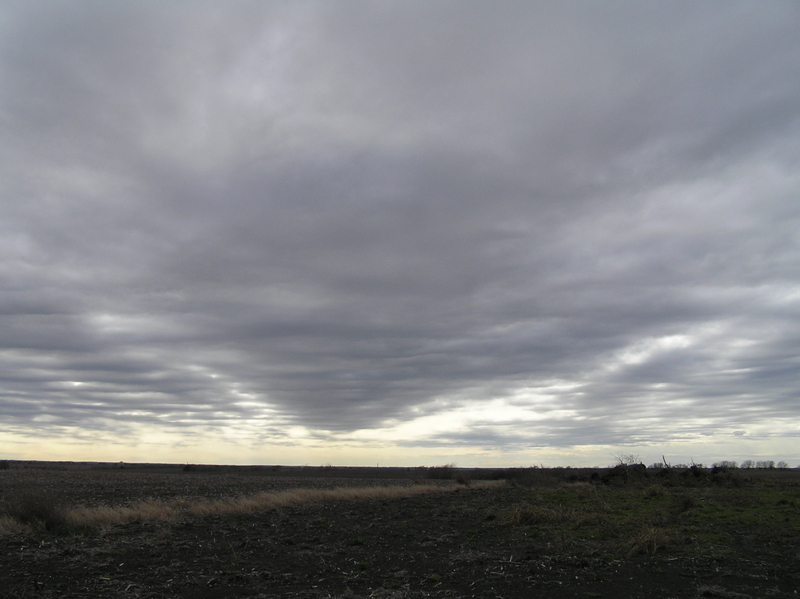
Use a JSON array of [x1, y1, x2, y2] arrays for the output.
[[1, 488, 68, 531], [9, 480, 502, 531]]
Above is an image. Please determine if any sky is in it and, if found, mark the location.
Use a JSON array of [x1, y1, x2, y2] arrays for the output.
[[1, 1, 799, 468]]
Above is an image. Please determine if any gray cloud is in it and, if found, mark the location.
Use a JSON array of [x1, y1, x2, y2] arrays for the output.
[[1, 1, 799, 461]]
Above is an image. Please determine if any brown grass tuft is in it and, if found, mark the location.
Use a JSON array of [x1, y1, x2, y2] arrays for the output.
[[0, 516, 28, 534], [626, 524, 673, 555]]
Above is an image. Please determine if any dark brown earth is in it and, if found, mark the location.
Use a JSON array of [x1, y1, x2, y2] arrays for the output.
[[1, 465, 798, 598]]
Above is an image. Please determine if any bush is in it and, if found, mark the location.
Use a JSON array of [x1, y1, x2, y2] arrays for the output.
[[709, 466, 745, 487], [2, 488, 68, 530], [602, 463, 648, 486]]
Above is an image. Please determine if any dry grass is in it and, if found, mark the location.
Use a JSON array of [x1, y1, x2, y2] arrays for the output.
[[67, 498, 178, 527], [625, 524, 674, 556], [60, 480, 503, 529], [0, 515, 28, 534]]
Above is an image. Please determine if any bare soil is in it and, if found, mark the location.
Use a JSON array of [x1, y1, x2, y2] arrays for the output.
[[1, 464, 798, 598]]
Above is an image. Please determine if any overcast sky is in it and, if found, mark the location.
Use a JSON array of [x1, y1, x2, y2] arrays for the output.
[[1, 1, 799, 467]]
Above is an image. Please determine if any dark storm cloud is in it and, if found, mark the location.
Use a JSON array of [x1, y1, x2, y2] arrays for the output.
[[1, 1, 799, 451]]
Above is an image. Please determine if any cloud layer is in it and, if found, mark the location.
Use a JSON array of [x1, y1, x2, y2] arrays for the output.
[[2, 1, 799, 464]]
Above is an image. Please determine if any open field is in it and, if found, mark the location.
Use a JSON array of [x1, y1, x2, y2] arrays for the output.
[[1, 463, 799, 598]]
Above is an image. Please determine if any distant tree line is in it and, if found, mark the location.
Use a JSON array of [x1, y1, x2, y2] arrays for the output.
[[711, 460, 789, 469], [646, 459, 791, 469]]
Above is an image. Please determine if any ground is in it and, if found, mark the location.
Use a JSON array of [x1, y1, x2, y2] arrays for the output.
[[1, 464, 798, 598]]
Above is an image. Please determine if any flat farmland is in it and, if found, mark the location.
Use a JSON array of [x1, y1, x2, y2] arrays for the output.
[[1, 464, 799, 598], [0, 465, 440, 509]]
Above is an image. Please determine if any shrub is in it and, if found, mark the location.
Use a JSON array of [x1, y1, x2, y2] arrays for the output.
[[2, 488, 68, 531], [709, 466, 745, 487], [602, 463, 648, 486]]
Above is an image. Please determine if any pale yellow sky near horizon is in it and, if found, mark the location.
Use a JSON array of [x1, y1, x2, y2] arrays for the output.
[[2, 426, 796, 469]]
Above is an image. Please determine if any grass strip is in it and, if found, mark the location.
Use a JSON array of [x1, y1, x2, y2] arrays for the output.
[[63, 480, 503, 529]]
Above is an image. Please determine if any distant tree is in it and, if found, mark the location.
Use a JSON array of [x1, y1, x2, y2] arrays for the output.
[[613, 453, 641, 466], [740, 460, 755, 469], [756, 460, 775, 469], [713, 461, 738, 469], [776, 461, 789, 469]]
